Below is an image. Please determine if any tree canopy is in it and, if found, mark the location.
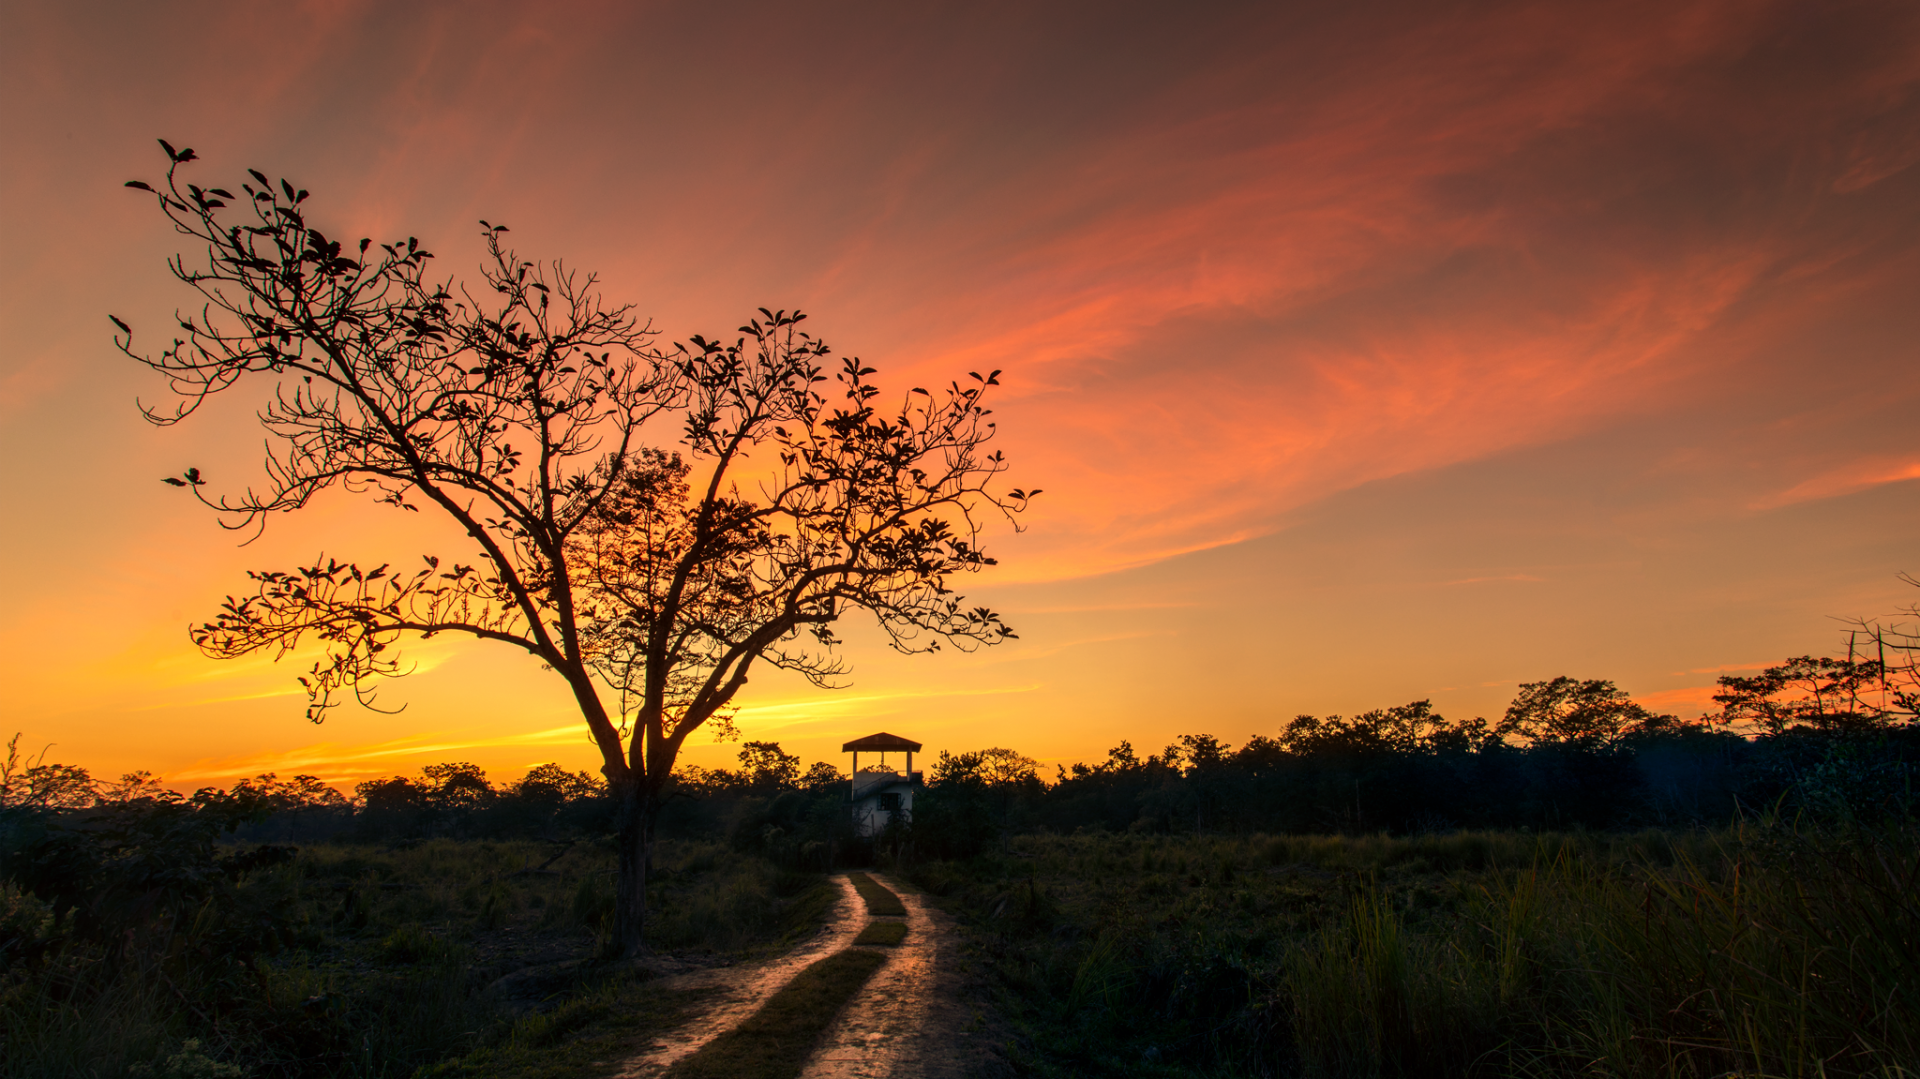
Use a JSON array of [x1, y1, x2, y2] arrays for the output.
[[118, 140, 1034, 954]]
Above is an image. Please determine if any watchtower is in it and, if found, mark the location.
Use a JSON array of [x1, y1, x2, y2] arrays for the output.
[[842, 732, 922, 837]]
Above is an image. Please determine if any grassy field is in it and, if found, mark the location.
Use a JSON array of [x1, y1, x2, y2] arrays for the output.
[[909, 821, 1920, 1078], [1, 837, 833, 1079], [11, 819, 1917, 1078]]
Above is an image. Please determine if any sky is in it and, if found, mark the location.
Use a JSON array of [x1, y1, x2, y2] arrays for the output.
[[2, 0, 1918, 790]]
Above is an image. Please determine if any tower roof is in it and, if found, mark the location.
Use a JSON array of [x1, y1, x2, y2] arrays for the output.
[[841, 732, 923, 752]]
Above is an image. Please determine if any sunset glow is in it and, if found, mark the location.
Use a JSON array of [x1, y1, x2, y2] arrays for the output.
[[3, 1, 1918, 789]]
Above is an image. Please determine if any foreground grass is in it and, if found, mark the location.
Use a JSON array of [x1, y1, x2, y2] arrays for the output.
[[852, 920, 908, 946], [846, 871, 906, 915], [664, 948, 889, 1079], [422, 980, 722, 1079], [1, 839, 831, 1079], [911, 822, 1920, 1078]]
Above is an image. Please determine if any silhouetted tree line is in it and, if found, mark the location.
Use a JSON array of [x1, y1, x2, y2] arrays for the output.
[[0, 735, 307, 975], [0, 736, 870, 986], [909, 653, 1920, 857], [8, 638, 1918, 938], [0, 734, 862, 872]]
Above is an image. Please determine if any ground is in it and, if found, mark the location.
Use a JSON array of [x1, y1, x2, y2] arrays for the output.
[[619, 872, 1005, 1079]]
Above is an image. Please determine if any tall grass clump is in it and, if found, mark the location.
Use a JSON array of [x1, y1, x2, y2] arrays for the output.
[[0, 935, 179, 1079], [930, 823, 1919, 1078], [1284, 821, 1920, 1076], [1287, 889, 1502, 1077], [1520, 819, 1920, 1075]]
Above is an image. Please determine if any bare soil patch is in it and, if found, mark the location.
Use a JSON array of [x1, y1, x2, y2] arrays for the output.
[[615, 878, 865, 1076], [799, 872, 1006, 1079]]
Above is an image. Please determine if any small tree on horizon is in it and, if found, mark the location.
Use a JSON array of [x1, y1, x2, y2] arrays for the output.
[[116, 141, 1034, 957], [1501, 677, 1680, 750], [1711, 656, 1904, 734], [737, 741, 803, 794]]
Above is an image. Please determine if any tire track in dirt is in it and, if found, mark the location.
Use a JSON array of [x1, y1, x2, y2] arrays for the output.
[[799, 872, 994, 1079], [615, 877, 864, 1077]]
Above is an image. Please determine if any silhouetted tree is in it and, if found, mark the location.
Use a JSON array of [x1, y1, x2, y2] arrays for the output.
[[934, 746, 1039, 789], [118, 141, 1033, 956], [737, 741, 802, 794], [420, 762, 492, 809], [926, 746, 1040, 843], [0, 735, 97, 809], [510, 763, 602, 805], [226, 772, 348, 811], [1277, 700, 1461, 757], [355, 776, 426, 813], [799, 761, 844, 793], [1712, 658, 1896, 734], [1502, 677, 1679, 749]]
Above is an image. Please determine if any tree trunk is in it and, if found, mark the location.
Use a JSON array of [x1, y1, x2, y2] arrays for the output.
[[611, 778, 652, 958]]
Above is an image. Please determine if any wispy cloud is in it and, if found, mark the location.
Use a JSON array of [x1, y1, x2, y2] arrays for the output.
[[1011, 601, 1201, 615], [1752, 459, 1920, 510], [167, 725, 590, 784], [727, 684, 1044, 737]]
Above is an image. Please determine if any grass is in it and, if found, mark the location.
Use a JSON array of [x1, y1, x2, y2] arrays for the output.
[[911, 821, 1920, 1077], [845, 871, 906, 915], [769, 874, 839, 951], [1, 838, 833, 1079], [851, 920, 907, 946], [662, 948, 889, 1079], [418, 980, 722, 1079]]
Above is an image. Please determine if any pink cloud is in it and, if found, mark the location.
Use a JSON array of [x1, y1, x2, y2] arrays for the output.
[[1754, 458, 1920, 510]]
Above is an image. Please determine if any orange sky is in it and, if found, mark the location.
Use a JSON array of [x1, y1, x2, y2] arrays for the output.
[[3, 0, 1918, 789]]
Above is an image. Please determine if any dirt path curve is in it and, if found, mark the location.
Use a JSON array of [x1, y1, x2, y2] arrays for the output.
[[615, 879, 865, 1077], [799, 872, 993, 1079]]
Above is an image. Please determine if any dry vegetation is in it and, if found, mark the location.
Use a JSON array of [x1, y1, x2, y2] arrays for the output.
[[908, 822, 1920, 1077], [0, 838, 831, 1079]]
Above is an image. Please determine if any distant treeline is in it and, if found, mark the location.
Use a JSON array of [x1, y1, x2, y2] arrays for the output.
[[4, 653, 1917, 861], [912, 658, 1920, 856]]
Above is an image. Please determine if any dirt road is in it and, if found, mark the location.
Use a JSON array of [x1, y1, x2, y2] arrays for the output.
[[618, 872, 1000, 1079], [799, 872, 992, 1079], [615, 880, 865, 1077]]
